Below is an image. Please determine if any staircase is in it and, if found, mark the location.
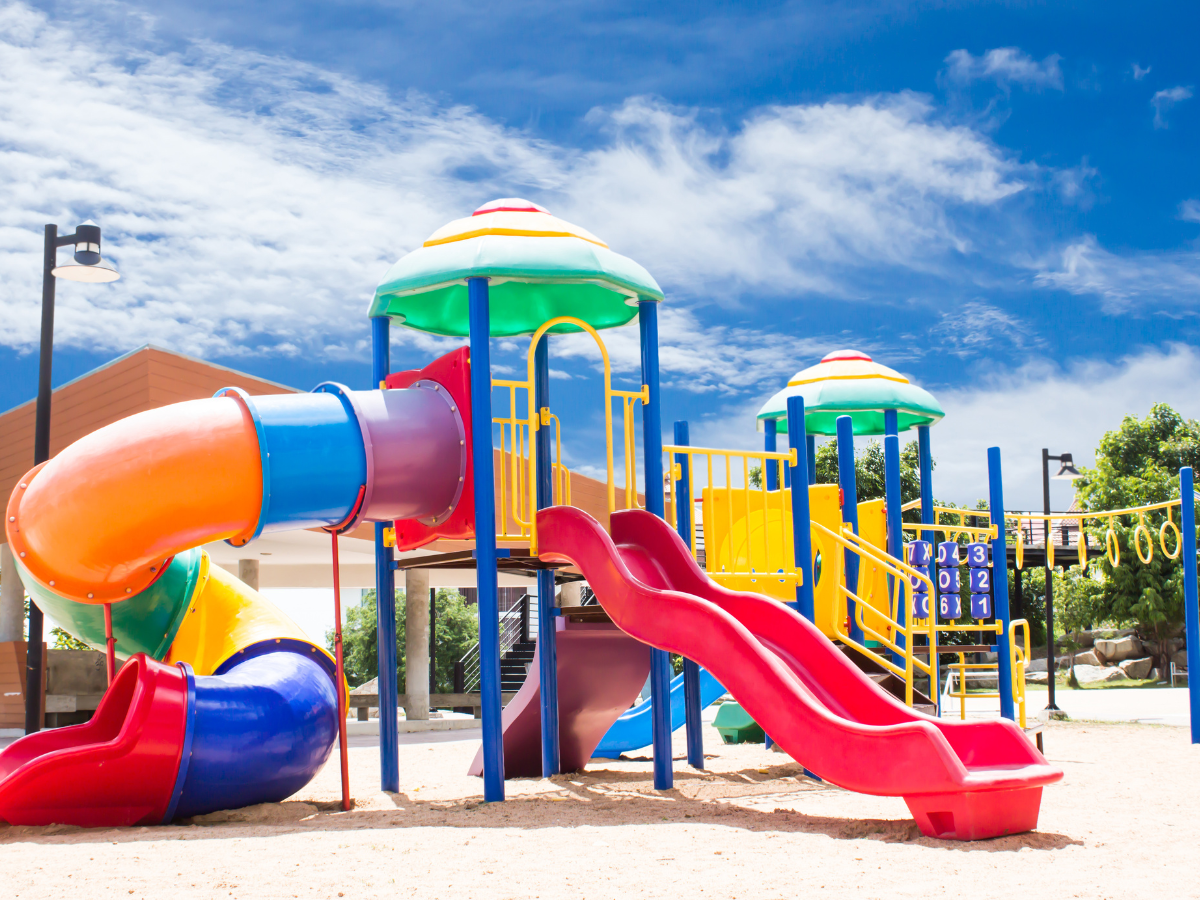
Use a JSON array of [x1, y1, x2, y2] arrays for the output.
[[837, 642, 937, 715], [500, 639, 536, 691]]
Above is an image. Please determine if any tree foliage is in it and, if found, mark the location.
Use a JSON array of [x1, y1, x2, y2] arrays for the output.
[[1073, 403, 1200, 670], [328, 588, 480, 691]]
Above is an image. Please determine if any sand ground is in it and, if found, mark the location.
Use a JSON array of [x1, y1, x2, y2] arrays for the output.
[[1, 720, 1195, 899]]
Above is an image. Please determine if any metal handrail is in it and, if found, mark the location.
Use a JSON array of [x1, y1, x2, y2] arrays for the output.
[[456, 595, 529, 693]]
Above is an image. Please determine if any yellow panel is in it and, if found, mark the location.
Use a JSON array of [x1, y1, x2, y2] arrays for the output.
[[166, 551, 335, 677], [854, 498, 895, 642]]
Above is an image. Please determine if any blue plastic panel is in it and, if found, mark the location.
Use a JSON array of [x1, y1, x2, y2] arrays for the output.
[[908, 541, 932, 567], [969, 568, 992, 593], [939, 593, 962, 620], [911, 592, 930, 619], [936, 541, 960, 567], [938, 568, 961, 594], [966, 542, 989, 567], [970, 593, 992, 619]]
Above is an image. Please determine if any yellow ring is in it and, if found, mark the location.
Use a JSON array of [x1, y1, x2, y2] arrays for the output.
[[1106, 527, 1120, 567], [1078, 530, 1088, 572], [1015, 525, 1024, 570], [1160, 519, 1182, 559], [1133, 522, 1153, 564]]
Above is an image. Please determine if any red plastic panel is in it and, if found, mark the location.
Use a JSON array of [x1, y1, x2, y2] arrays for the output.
[[0, 654, 188, 827], [386, 346, 475, 549], [467, 619, 650, 778]]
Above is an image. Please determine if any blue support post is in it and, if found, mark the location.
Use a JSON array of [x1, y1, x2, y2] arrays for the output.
[[764, 418, 778, 491], [836, 415, 862, 643], [675, 421, 704, 770], [639, 300, 673, 791], [468, 278, 505, 801], [786, 397, 815, 621], [884, 409, 905, 663], [370, 316, 399, 793], [807, 435, 817, 485], [987, 447, 1015, 721], [533, 335, 561, 776], [1181, 468, 1200, 743], [917, 425, 935, 546]]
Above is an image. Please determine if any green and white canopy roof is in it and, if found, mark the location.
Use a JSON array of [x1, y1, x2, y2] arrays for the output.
[[757, 350, 944, 436], [370, 198, 664, 337]]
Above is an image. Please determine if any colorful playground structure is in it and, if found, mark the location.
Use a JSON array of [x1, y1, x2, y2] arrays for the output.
[[3, 197, 1198, 840]]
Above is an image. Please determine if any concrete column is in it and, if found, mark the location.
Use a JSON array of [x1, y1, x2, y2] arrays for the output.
[[0, 543, 25, 642], [404, 568, 430, 720], [237, 559, 259, 591], [559, 582, 582, 607]]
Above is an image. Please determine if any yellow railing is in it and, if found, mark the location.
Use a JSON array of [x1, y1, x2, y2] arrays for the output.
[[899, 500, 998, 543], [1007, 498, 1183, 571], [491, 315, 642, 553], [663, 444, 795, 585], [939, 618, 1029, 725], [819, 522, 935, 706]]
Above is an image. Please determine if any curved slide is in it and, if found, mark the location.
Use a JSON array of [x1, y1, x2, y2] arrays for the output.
[[594, 667, 725, 758], [2, 352, 469, 826], [537, 506, 1063, 841]]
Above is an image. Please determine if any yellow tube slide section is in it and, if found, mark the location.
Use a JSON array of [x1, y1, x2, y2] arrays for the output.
[[6, 398, 262, 604]]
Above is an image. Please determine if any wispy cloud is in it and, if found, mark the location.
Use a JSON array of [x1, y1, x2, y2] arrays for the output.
[[1132, 63, 1152, 81], [1152, 85, 1193, 128], [1032, 235, 1200, 310], [937, 300, 1038, 358], [1181, 200, 1200, 223], [943, 47, 1064, 92], [0, 2, 1034, 362]]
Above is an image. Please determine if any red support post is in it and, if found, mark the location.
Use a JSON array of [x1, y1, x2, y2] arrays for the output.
[[331, 529, 351, 811]]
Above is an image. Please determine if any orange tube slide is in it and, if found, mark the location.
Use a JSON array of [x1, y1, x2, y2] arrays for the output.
[[6, 397, 262, 604]]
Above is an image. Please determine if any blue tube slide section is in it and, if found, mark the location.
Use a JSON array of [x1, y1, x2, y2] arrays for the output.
[[168, 653, 340, 820], [594, 668, 726, 757]]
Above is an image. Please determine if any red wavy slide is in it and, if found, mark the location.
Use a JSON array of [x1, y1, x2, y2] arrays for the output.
[[536, 506, 1063, 841]]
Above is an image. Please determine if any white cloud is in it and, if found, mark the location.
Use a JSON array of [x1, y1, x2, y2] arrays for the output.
[[931, 345, 1200, 510], [0, 2, 1031, 360], [1152, 85, 1193, 129], [943, 48, 1064, 92], [937, 300, 1038, 358], [549, 305, 828, 395], [1032, 235, 1200, 309], [1132, 64, 1152, 81], [1179, 199, 1200, 223]]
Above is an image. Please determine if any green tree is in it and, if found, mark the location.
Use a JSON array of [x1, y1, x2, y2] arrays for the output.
[[814, 438, 925, 513], [1074, 403, 1200, 673], [329, 588, 480, 692]]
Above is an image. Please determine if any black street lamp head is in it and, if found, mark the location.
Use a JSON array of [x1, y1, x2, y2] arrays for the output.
[[1053, 452, 1082, 480], [51, 220, 120, 283]]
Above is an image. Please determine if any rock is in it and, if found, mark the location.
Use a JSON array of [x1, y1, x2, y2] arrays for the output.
[[1149, 668, 1160, 682], [1067, 630, 1096, 648], [1095, 636, 1141, 663], [1172, 650, 1190, 669], [1166, 637, 1185, 655], [1027, 657, 1048, 673], [1119, 657, 1154, 680], [1025, 671, 1049, 684], [1073, 664, 1129, 685], [1074, 649, 1104, 667]]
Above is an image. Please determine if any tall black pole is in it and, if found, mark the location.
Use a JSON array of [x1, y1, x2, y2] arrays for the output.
[[25, 225, 57, 734], [1042, 447, 1059, 711]]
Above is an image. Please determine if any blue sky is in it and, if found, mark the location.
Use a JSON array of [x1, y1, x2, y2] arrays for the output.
[[1, 0, 1199, 508]]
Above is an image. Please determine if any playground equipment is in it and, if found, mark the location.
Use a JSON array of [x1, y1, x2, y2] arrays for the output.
[[7, 195, 1195, 838], [1, 371, 472, 825]]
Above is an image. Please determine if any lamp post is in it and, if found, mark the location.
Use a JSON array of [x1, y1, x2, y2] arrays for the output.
[[24, 221, 120, 734], [1042, 448, 1081, 713]]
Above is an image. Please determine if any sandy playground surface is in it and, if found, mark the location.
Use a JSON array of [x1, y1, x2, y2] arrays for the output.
[[1, 720, 1196, 899]]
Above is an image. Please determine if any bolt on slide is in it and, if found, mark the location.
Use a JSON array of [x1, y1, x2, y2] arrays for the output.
[[1, 350, 471, 827], [536, 505, 1063, 841]]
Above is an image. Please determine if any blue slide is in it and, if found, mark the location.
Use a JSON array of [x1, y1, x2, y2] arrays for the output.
[[593, 668, 727, 757]]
